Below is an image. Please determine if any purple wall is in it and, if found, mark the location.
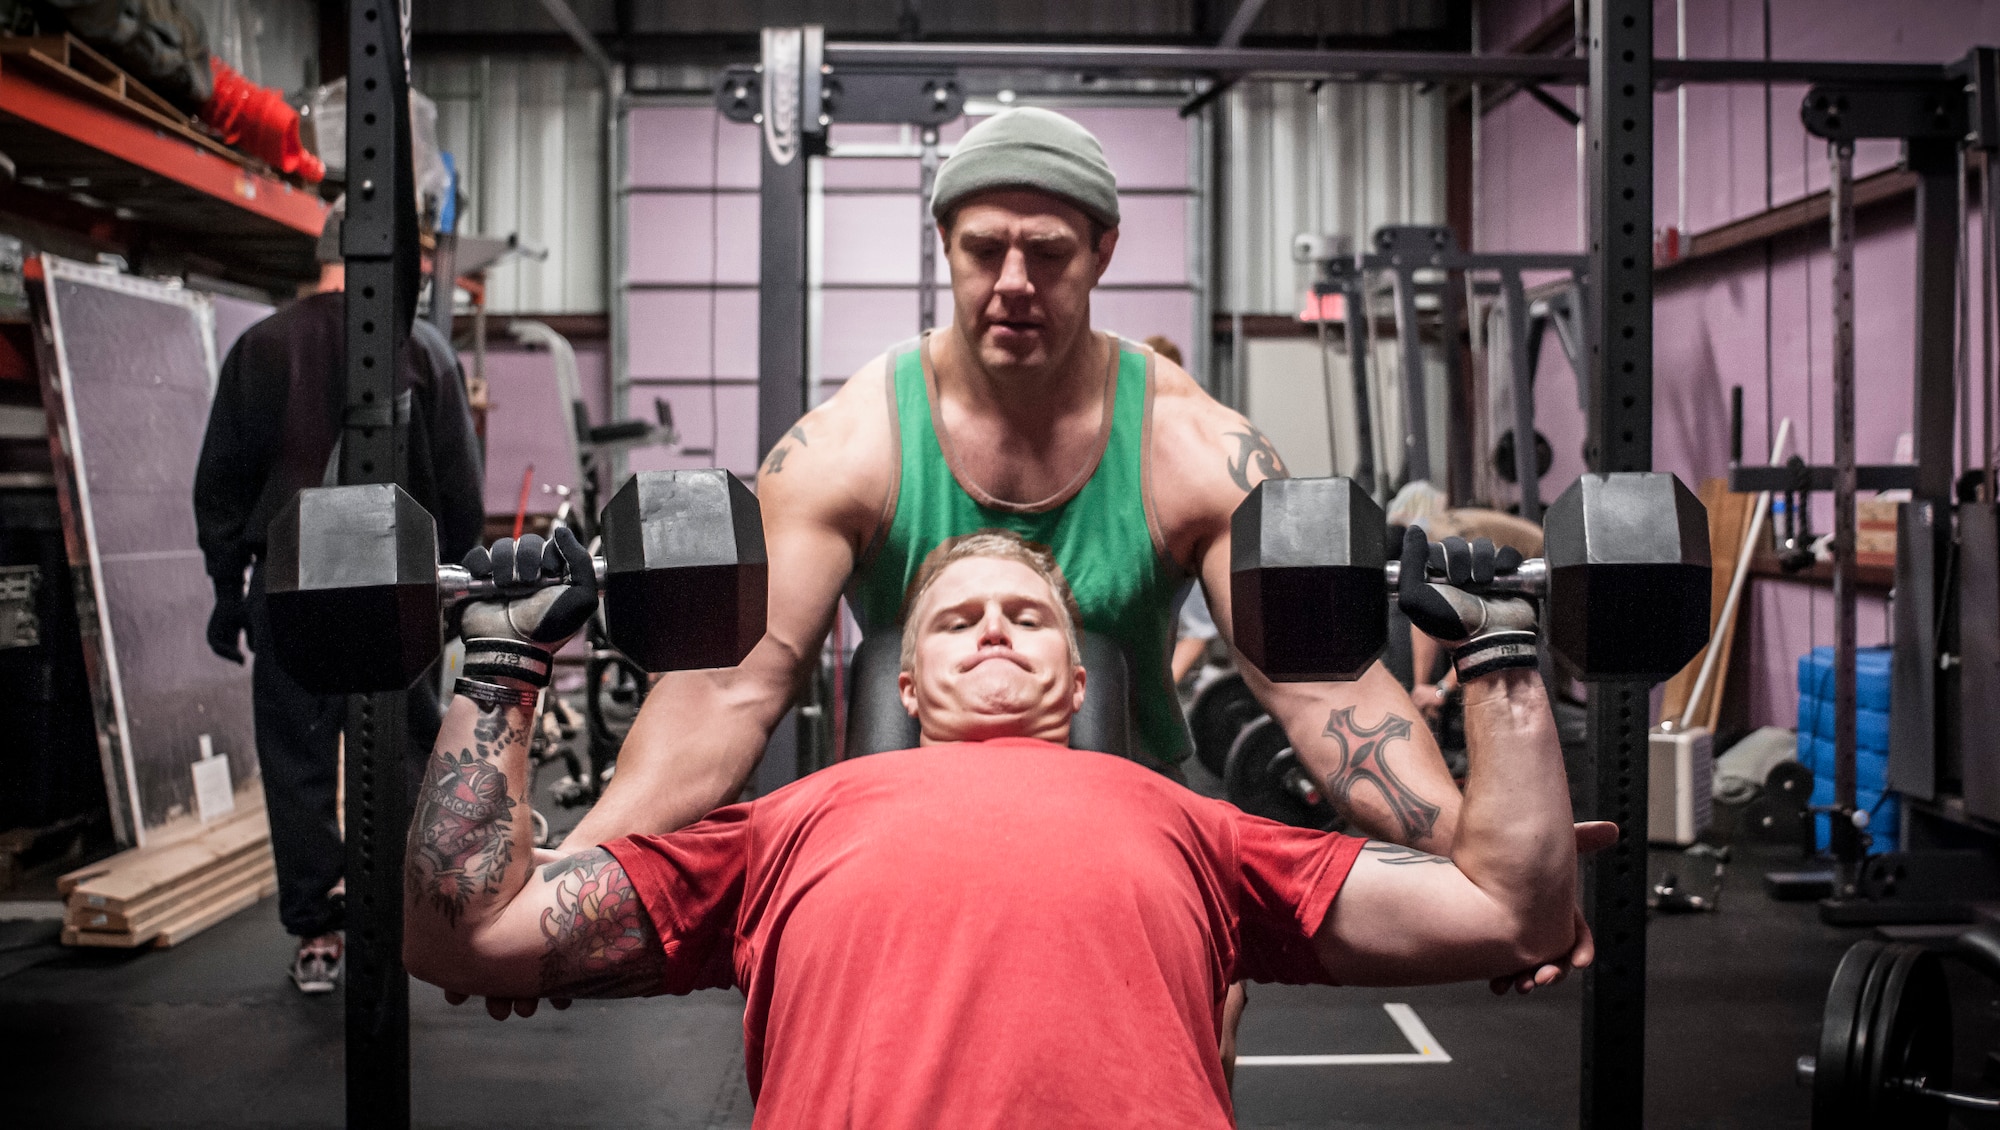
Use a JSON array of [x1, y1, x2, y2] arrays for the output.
[[471, 342, 605, 516], [1477, 0, 2000, 731], [615, 102, 1199, 486]]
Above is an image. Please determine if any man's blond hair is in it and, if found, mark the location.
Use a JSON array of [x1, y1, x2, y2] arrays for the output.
[[898, 530, 1084, 671]]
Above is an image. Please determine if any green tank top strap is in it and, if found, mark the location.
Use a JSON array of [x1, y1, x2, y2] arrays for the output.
[[849, 335, 1192, 764]]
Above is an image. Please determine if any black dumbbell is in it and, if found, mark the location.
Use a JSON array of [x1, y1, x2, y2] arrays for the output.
[[1229, 472, 1711, 683], [261, 469, 768, 694]]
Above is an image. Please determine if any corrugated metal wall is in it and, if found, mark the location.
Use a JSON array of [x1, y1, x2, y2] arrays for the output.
[[188, 0, 320, 90], [1217, 81, 1448, 314], [415, 57, 608, 314]]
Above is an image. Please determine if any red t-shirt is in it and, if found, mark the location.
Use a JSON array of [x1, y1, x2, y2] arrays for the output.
[[604, 737, 1365, 1129]]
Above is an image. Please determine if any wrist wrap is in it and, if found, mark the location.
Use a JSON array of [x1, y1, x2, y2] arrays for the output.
[[1452, 630, 1540, 683], [455, 678, 539, 710], [462, 638, 552, 688]]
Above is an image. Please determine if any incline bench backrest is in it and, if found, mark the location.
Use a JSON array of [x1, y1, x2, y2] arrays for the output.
[[843, 629, 1134, 759]]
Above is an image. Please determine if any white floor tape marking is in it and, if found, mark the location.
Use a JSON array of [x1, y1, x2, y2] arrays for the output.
[[1235, 1002, 1453, 1066]]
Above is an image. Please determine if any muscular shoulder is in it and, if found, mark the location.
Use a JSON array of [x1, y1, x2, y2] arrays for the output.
[[1144, 355, 1289, 570], [753, 351, 899, 550]]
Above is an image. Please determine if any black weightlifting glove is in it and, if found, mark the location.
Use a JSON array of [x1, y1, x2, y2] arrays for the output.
[[1396, 527, 1539, 683], [458, 525, 599, 687], [206, 582, 248, 665]]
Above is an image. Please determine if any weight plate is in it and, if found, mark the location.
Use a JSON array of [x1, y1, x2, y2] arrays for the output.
[[1814, 939, 1888, 1129], [1740, 796, 1804, 845], [1766, 759, 1815, 804], [1224, 717, 1340, 831], [1866, 945, 1952, 1128], [1190, 672, 1263, 778]]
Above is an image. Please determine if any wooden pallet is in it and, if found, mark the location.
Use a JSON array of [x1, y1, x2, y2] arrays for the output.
[[0, 33, 265, 173], [58, 800, 276, 949]]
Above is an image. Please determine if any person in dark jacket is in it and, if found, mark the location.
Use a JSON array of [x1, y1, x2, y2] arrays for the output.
[[193, 202, 483, 993]]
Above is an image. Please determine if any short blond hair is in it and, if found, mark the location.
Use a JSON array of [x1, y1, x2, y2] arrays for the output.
[[898, 530, 1084, 671]]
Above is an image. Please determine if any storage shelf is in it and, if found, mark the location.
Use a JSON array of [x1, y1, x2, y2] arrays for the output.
[[0, 36, 326, 287]]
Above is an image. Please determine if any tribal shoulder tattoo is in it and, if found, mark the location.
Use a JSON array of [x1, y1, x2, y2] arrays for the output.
[[1224, 427, 1288, 492], [536, 848, 665, 998], [1320, 706, 1443, 846], [406, 703, 526, 928], [760, 424, 809, 476]]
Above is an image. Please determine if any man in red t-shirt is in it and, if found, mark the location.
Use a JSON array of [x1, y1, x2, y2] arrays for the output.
[[404, 528, 1590, 1128]]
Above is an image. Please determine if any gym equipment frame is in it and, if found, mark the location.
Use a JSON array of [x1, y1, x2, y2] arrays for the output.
[[328, 2, 1993, 1123], [720, 15, 1979, 1127], [1728, 51, 2000, 928]]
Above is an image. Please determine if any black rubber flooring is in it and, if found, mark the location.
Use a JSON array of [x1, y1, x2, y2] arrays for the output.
[[4, 803, 1997, 1126]]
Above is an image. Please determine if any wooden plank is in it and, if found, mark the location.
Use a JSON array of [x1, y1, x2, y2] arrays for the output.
[[61, 801, 267, 897], [65, 831, 267, 910], [1659, 167, 1919, 275], [66, 846, 272, 932], [1659, 480, 1755, 727], [155, 876, 278, 948], [60, 803, 269, 902], [104, 856, 275, 941], [63, 858, 275, 947]]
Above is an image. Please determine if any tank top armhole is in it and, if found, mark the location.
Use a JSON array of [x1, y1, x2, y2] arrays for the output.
[[1136, 343, 1183, 577], [853, 343, 909, 577]]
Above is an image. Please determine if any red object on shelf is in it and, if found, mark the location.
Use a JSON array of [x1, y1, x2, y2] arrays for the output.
[[200, 60, 323, 183], [0, 54, 325, 240]]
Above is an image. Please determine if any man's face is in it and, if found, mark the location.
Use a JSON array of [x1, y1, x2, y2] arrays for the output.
[[943, 190, 1118, 375], [899, 555, 1087, 744]]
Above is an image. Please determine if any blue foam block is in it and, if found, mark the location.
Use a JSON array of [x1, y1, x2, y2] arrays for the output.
[[1807, 777, 1899, 854], [1800, 698, 1890, 752], [1801, 646, 1893, 713], [1808, 739, 1888, 791]]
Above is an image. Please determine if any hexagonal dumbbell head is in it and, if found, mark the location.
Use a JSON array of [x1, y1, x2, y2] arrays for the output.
[[263, 484, 442, 694], [599, 469, 767, 672], [1230, 477, 1388, 682], [1543, 472, 1711, 681]]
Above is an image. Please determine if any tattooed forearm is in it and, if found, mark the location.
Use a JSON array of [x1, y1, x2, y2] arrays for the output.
[[1320, 706, 1442, 845], [759, 424, 809, 476], [1362, 841, 1453, 865], [1224, 428, 1288, 492], [536, 848, 666, 998], [406, 703, 525, 928]]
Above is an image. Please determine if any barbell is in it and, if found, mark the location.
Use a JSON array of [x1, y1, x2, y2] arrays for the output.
[[261, 468, 768, 694]]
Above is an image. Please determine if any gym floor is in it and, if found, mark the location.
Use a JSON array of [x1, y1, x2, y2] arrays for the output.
[[4, 762, 1997, 1128]]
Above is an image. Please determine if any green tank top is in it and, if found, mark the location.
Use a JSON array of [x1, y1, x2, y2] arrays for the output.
[[850, 336, 1191, 764]]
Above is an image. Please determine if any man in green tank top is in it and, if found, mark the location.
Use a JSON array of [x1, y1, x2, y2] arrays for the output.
[[537, 107, 1592, 1012]]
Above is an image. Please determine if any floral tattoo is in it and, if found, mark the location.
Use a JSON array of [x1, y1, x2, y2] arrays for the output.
[[536, 848, 665, 998]]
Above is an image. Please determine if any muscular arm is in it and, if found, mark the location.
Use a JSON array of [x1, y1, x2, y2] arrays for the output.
[[561, 375, 891, 847], [1312, 669, 1577, 984], [1150, 387, 1463, 853], [404, 692, 667, 1000]]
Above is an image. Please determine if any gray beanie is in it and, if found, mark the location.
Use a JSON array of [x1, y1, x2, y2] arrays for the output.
[[930, 108, 1120, 229]]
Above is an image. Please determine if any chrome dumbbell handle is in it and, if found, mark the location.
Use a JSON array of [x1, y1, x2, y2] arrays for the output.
[[1382, 557, 1548, 597], [437, 558, 609, 603]]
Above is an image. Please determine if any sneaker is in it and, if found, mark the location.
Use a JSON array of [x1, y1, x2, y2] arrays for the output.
[[290, 932, 344, 994]]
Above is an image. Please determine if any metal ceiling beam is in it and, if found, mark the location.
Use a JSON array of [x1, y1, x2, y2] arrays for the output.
[[539, 0, 614, 76], [1218, 0, 1270, 48], [822, 41, 1948, 87]]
